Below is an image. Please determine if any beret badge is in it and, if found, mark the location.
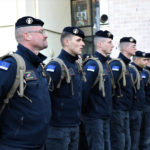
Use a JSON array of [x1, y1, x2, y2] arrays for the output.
[[107, 32, 112, 38], [129, 38, 134, 42], [143, 53, 146, 57], [26, 18, 33, 24], [73, 28, 79, 34]]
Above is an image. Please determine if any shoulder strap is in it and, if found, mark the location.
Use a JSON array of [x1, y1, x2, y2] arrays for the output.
[[83, 56, 105, 97], [108, 58, 126, 87], [129, 64, 140, 90], [76, 61, 86, 82], [49, 58, 71, 88], [0, 52, 26, 115]]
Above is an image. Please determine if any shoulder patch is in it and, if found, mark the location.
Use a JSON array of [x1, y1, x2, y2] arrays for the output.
[[112, 66, 119, 71], [0, 60, 11, 70], [87, 65, 95, 72], [46, 64, 56, 72], [141, 73, 146, 78]]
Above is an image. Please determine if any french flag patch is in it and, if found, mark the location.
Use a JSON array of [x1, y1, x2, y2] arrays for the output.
[[46, 65, 56, 72], [112, 66, 119, 71], [87, 65, 95, 72], [0, 60, 10, 71]]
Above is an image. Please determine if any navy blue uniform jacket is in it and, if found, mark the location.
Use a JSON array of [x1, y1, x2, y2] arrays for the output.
[[46, 50, 82, 127], [109, 53, 133, 111], [0, 44, 51, 149], [82, 51, 112, 119]]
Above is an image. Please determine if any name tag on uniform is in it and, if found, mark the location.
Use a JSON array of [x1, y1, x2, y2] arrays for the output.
[[141, 73, 146, 78], [112, 66, 119, 71], [46, 65, 56, 72], [24, 70, 37, 81], [87, 65, 95, 72], [0, 60, 11, 70]]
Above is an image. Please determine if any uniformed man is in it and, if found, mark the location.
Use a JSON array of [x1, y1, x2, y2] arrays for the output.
[[139, 52, 150, 150], [109, 37, 136, 150], [45, 26, 85, 150], [0, 16, 51, 150], [129, 51, 149, 150], [82, 30, 114, 150]]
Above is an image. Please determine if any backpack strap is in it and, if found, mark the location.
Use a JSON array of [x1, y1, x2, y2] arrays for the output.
[[50, 58, 71, 88], [76, 61, 87, 82], [129, 64, 140, 92], [108, 58, 127, 87], [0, 52, 26, 115], [83, 56, 105, 97]]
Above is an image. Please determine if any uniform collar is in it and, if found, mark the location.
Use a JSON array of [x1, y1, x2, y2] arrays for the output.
[[59, 49, 78, 63], [16, 44, 47, 67], [94, 51, 108, 63], [131, 62, 143, 71], [119, 53, 131, 64]]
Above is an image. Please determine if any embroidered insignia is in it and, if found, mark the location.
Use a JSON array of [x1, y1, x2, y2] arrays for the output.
[[112, 66, 119, 71], [0, 60, 11, 70], [87, 66, 95, 72], [24, 71, 37, 81], [46, 65, 56, 72], [69, 68, 75, 76], [26, 18, 33, 24]]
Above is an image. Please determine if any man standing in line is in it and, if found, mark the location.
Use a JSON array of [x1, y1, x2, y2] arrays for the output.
[[139, 52, 150, 150], [45, 26, 85, 150], [109, 37, 136, 150], [129, 51, 149, 150], [82, 30, 114, 150], [0, 16, 51, 150]]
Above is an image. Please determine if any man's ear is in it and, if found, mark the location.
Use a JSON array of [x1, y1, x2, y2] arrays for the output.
[[64, 37, 70, 47], [24, 32, 32, 41]]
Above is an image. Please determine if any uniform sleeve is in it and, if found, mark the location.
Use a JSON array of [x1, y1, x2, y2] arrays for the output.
[[82, 60, 99, 110], [45, 61, 61, 88], [109, 60, 122, 84], [0, 58, 17, 100]]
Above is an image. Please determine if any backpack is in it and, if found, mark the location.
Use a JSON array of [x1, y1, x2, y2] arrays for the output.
[[82, 56, 105, 97], [46, 57, 86, 95], [0, 52, 26, 115]]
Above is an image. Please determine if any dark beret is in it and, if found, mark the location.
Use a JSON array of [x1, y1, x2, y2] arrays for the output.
[[15, 16, 44, 29], [95, 30, 113, 39], [63, 26, 85, 39], [120, 37, 136, 44], [135, 50, 146, 57], [145, 53, 150, 58]]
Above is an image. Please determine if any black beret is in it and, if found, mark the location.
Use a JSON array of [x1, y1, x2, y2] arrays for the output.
[[135, 50, 146, 57], [145, 53, 150, 58], [95, 30, 113, 39], [120, 37, 136, 44], [15, 16, 44, 29], [63, 26, 85, 39]]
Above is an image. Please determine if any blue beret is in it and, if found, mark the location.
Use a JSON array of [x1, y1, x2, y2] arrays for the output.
[[15, 16, 44, 29], [95, 30, 113, 39], [63, 26, 85, 39], [135, 51, 146, 57], [120, 37, 136, 44]]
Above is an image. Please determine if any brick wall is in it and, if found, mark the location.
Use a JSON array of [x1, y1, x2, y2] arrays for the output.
[[105, 0, 150, 57]]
